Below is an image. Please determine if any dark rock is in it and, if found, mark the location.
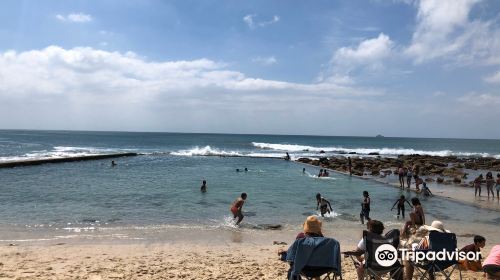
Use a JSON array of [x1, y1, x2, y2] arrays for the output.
[[437, 177, 444, 183]]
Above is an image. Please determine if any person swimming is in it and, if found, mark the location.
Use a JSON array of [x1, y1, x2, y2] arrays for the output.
[[315, 193, 333, 217], [111, 160, 117, 167], [230, 193, 247, 225], [318, 169, 323, 177], [391, 195, 412, 219], [302, 167, 306, 173], [360, 191, 371, 224], [244, 167, 248, 172], [236, 168, 240, 172], [200, 180, 207, 192]]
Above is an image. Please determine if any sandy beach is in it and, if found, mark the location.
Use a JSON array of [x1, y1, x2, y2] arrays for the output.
[[0, 240, 490, 280]]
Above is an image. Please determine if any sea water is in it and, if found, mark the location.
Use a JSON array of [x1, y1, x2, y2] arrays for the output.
[[0, 130, 499, 243]]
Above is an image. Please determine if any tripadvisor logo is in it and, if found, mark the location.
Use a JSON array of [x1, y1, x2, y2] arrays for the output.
[[375, 244, 399, 267], [374, 244, 481, 267]]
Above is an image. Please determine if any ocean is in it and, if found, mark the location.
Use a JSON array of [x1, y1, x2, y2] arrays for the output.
[[0, 130, 499, 243]]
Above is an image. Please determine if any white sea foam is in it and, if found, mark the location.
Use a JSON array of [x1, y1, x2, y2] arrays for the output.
[[0, 146, 131, 162], [252, 142, 495, 158], [315, 211, 340, 218], [171, 146, 243, 157]]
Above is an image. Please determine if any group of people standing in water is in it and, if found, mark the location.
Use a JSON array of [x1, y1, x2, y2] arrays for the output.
[[397, 164, 424, 190], [474, 172, 500, 198]]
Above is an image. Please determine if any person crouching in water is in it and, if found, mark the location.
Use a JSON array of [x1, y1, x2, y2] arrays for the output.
[[230, 193, 247, 225], [360, 191, 371, 224], [316, 193, 333, 217], [421, 182, 433, 197], [391, 195, 412, 219]]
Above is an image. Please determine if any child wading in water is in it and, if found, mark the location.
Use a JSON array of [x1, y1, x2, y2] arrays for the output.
[[360, 191, 371, 224], [316, 193, 333, 217], [391, 195, 412, 219], [230, 193, 247, 225]]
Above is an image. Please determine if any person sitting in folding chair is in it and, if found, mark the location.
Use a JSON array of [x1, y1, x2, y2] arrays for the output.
[[344, 220, 403, 280], [407, 221, 461, 280], [282, 216, 342, 280]]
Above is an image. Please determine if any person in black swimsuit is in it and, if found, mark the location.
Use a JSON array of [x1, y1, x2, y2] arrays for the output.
[[360, 191, 371, 224]]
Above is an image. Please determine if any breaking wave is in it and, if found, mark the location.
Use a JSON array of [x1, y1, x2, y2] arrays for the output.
[[252, 142, 496, 158], [170, 146, 244, 157]]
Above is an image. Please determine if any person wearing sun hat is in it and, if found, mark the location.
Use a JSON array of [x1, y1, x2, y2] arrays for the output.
[[281, 215, 341, 280], [416, 220, 451, 250], [297, 215, 324, 238], [405, 221, 452, 279]]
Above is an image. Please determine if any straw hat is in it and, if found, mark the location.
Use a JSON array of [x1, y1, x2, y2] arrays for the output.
[[422, 220, 450, 233], [303, 216, 322, 235]]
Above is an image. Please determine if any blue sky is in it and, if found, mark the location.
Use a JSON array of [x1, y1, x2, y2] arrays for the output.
[[0, 0, 499, 138]]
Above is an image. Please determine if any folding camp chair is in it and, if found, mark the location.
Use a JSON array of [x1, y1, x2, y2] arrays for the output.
[[344, 229, 403, 280], [410, 231, 462, 280], [285, 237, 343, 280]]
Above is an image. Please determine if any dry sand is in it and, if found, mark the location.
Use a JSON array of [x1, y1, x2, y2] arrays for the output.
[[0, 242, 487, 280]]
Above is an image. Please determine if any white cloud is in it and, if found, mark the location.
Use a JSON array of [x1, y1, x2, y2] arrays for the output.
[[251, 56, 277, 66], [0, 46, 390, 133], [55, 13, 93, 23], [405, 0, 500, 65], [324, 33, 394, 82], [333, 33, 394, 65], [433, 91, 447, 97], [484, 70, 500, 83], [243, 14, 280, 29], [457, 92, 500, 106], [0, 46, 381, 102]]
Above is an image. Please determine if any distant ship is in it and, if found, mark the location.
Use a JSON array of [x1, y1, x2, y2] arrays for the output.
[[375, 134, 384, 138]]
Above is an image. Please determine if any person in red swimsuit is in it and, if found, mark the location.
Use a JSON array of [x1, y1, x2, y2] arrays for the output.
[[230, 193, 247, 225]]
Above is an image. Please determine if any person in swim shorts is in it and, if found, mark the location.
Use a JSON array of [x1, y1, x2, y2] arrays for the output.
[[315, 193, 333, 217], [230, 193, 247, 225]]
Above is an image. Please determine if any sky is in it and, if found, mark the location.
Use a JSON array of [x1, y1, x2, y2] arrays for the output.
[[0, 0, 499, 138]]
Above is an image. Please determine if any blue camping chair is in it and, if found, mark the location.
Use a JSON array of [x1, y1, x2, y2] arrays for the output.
[[286, 237, 342, 280], [410, 231, 462, 280]]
